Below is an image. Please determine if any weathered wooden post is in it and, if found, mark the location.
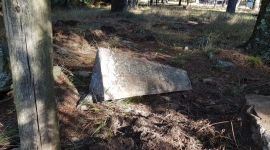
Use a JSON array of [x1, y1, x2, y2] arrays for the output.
[[2, 0, 60, 149]]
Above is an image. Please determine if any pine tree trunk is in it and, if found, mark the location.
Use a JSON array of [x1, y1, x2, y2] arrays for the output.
[[244, 0, 270, 64], [2, 0, 60, 149], [179, 0, 182, 6], [150, 0, 153, 6], [111, 0, 128, 12], [186, 0, 191, 8], [213, 0, 217, 8], [226, 0, 238, 13], [222, 0, 227, 7]]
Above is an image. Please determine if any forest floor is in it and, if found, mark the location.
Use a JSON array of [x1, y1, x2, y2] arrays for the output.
[[1, 3, 270, 150]]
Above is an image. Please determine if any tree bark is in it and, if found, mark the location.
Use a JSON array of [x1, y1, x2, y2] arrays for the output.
[[111, 0, 127, 12], [226, 0, 238, 13], [253, 0, 261, 11], [244, 0, 270, 64], [178, 0, 182, 6], [150, 0, 153, 6], [2, 0, 60, 150], [235, 0, 241, 9], [187, 0, 191, 8], [128, 0, 138, 9], [222, 0, 227, 7], [214, 0, 217, 8]]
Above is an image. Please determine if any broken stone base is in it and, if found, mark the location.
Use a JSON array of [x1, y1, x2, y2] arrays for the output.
[[89, 48, 192, 101], [245, 94, 270, 150]]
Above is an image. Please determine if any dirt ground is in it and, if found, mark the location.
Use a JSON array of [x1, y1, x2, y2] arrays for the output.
[[1, 5, 270, 150]]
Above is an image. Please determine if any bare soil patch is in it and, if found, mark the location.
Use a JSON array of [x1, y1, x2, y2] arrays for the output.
[[0, 7, 270, 150]]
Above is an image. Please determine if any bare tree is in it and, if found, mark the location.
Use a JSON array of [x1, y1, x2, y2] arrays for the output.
[[2, 0, 60, 149]]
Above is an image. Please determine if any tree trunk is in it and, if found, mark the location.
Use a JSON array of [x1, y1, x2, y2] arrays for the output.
[[253, 0, 261, 11], [244, 1, 270, 64], [186, 0, 191, 8], [2, 0, 60, 150], [235, 0, 241, 9], [222, 0, 227, 7], [133, 0, 138, 9], [111, 0, 127, 12], [150, 0, 153, 6], [179, 0, 182, 6], [226, 0, 238, 13], [214, 0, 217, 8]]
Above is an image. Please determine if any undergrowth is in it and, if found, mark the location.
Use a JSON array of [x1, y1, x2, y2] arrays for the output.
[[0, 125, 19, 146]]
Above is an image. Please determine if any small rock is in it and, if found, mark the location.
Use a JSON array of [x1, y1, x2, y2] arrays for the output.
[[207, 52, 214, 60], [214, 59, 234, 68], [53, 66, 62, 80], [78, 71, 90, 78], [56, 48, 70, 55], [240, 84, 247, 90], [203, 78, 215, 84], [134, 109, 150, 117], [78, 93, 94, 106], [184, 46, 189, 51], [161, 96, 171, 101], [122, 40, 133, 44], [71, 137, 84, 143], [78, 105, 89, 111]]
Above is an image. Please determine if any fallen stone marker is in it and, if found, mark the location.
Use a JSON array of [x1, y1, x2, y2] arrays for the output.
[[89, 47, 192, 102], [245, 94, 270, 150]]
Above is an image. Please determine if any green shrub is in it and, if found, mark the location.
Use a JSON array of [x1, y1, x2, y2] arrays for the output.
[[246, 56, 263, 67]]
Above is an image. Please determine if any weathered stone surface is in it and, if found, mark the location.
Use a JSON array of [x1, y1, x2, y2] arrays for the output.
[[245, 94, 270, 150], [53, 66, 63, 80], [78, 71, 90, 78], [0, 45, 12, 92], [214, 59, 234, 68], [56, 48, 70, 55], [90, 48, 192, 101]]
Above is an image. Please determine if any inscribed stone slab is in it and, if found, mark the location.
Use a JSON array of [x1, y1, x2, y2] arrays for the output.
[[90, 47, 192, 101]]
